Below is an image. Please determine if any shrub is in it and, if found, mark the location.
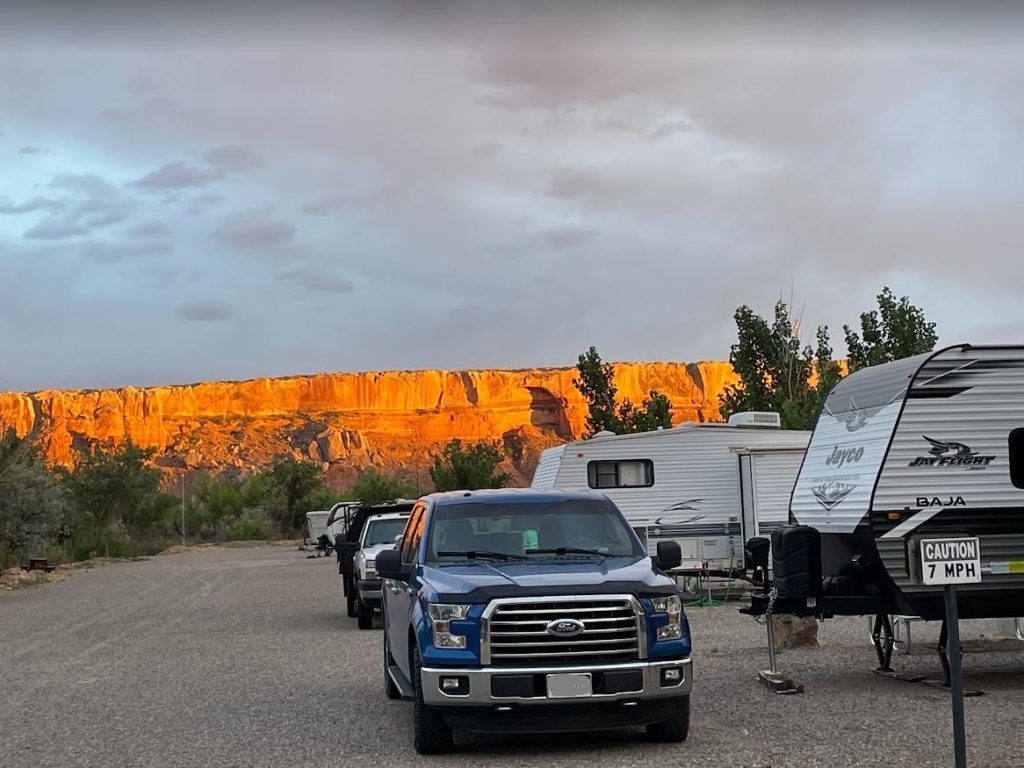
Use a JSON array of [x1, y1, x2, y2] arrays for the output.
[[230, 519, 271, 541]]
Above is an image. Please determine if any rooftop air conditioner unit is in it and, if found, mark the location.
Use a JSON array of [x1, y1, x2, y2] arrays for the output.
[[727, 411, 782, 429], [592, 430, 616, 438]]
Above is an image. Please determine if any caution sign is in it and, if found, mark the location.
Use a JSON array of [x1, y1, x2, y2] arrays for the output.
[[920, 537, 982, 585]]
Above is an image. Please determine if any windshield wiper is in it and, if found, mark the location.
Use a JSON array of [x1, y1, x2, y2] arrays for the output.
[[526, 547, 612, 558], [437, 550, 529, 562]]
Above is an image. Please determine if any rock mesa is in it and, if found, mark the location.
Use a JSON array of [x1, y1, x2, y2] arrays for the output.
[[0, 362, 738, 487]]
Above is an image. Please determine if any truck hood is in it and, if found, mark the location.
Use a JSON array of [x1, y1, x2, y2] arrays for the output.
[[420, 556, 678, 603], [360, 543, 396, 561]]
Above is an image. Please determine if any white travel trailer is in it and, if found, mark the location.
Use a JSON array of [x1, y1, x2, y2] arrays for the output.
[[768, 344, 1024, 621], [531, 413, 810, 573]]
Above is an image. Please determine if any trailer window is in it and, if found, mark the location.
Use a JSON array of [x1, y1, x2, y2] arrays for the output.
[[587, 460, 654, 489], [1010, 429, 1024, 489]]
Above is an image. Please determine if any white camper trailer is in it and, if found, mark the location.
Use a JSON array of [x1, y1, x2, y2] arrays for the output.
[[742, 344, 1024, 675], [736, 446, 809, 541], [531, 413, 810, 573], [760, 344, 1024, 622]]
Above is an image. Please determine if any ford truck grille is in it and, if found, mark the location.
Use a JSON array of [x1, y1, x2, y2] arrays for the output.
[[483, 596, 644, 667]]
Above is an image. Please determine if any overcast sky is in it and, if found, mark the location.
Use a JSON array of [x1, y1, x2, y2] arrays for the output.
[[2, 2, 1023, 392]]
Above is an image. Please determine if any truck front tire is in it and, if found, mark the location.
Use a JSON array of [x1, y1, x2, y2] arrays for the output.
[[412, 644, 454, 754], [647, 695, 690, 742]]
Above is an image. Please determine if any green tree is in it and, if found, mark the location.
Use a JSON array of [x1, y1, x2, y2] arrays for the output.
[[574, 346, 673, 436], [0, 430, 64, 566], [266, 457, 329, 535], [719, 301, 838, 430], [844, 286, 938, 372], [429, 440, 512, 492], [61, 440, 172, 556], [240, 472, 273, 509], [192, 473, 245, 535], [350, 468, 412, 506], [574, 347, 620, 435]]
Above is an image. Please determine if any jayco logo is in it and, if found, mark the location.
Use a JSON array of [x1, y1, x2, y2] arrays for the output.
[[826, 445, 864, 469]]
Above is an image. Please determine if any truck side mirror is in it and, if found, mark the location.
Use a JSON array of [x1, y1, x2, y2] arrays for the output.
[[655, 541, 682, 571], [377, 549, 411, 581]]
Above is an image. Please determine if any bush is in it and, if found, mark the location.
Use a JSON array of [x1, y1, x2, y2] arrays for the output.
[[230, 519, 271, 541], [429, 440, 511, 492], [351, 468, 413, 505]]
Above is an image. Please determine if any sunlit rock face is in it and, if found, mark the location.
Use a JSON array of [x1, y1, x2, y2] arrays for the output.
[[0, 362, 738, 488]]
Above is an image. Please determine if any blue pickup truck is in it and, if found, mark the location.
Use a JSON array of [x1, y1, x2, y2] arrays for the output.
[[376, 488, 692, 754]]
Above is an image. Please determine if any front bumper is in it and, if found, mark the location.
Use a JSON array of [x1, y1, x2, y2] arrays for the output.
[[420, 658, 692, 707], [357, 578, 382, 606]]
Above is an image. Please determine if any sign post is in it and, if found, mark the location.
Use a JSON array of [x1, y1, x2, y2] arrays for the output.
[[917, 536, 982, 768]]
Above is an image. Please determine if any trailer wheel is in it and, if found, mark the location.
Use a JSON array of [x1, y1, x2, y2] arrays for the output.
[[357, 598, 373, 630], [383, 632, 400, 700], [647, 696, 690, 743], [412, 644, 454, 754]]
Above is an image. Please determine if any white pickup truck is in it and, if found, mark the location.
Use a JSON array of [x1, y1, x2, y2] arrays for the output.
[[353, 511, 412, 629]]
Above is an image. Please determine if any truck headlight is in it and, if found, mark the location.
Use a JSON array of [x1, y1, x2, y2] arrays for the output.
[[428, 603, 469, 649], [653, 595, 682, 641], [364, 560, 376, 579]]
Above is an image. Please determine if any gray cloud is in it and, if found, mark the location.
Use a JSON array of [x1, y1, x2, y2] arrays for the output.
[[3, 6, 1024, 391], [540, 227, 598, 250], [473, 142, 503, 159], [276, 264, 354, 295], [130, 161, 227, 190], [81, 240, 173, 263], [47, 173, 116, 197], [301, 195, 345, 216], [544, 166, 602, 200], [204, 144, 265, 172], [0, 195, 64, 214], [17, 145, 47, 155], [301, 188, 393, 216], [649, 120, 693, 141], [100, 108, 133, 121], [212, 209, 296, 250], [175, 301, 233, 322], [126, 220, 169, 238], [185, 193, 225, 215], [23, 220, 90, 239], [13, 173, 131, 240]]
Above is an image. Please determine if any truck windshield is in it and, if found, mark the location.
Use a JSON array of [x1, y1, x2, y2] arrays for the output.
[[426, 499, 644, 562], [363, 518, 407, 547]]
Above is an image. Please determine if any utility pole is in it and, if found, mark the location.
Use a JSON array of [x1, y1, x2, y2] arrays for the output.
[[181, 471, 186, 546]]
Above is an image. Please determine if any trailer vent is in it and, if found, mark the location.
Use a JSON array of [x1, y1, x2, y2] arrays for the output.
[[727, 411, 782, 428], [483, 596, 643, 667]]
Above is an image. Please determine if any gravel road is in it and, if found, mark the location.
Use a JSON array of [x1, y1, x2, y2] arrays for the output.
[[2, 546, 1023, 767]]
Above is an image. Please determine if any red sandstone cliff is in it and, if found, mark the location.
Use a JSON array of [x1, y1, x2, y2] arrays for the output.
[[0, 362, 738, 487]]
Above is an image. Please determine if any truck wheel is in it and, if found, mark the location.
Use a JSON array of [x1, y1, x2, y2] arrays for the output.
[[357, 599, 373, 630], [412, 644, 454, 754], [345, 581, 356, 618], [383, 632, 400, 700], [647, 696, 690, 743]]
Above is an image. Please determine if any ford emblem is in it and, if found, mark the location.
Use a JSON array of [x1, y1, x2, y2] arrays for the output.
[[546, 618, 586, 637]]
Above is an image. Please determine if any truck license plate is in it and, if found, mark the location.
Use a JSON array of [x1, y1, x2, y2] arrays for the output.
[[546, 672, 593, 699]]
